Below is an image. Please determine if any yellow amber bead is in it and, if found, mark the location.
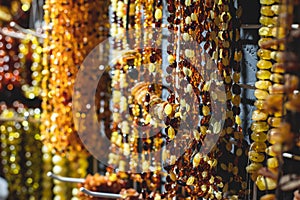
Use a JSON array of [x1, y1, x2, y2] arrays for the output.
[[258, 38, 272, 47], [259, 27, 272, 37], [267, 117, 281, 127], [265, 144, 281, 156], [257, 60, 273, 69], [168, 126, 175, 139], [272, 27, 285, 38], [249, 151, 265, 162], [246, 162, 263, 173], [186, 176, 195, 186], [260, 16, 276, 26], [251, 132, 267, 142], [270, 73, 283, 83], [235, 116, 242, 125], [155, 8, 163, 20], [267, 157, 278, 168], [252, 110, 268, 121], [193, 152, 202, 168], [164, 104, 173, 115], [202, 105, 210, 116], [254, 99, 265, 110], [257, 49, 272, 60], [256, 175, 277, 190], [250, 142, 267, 152], [267, 128, 283, 144], [254, 89, 269, 100], [260, 0, 275, 5], [256, 70, 271, 80], [251, 121, 269, 132], [260, 6, 274, 16], [269, 84, 284, 94], [255, 80, 272, 90]]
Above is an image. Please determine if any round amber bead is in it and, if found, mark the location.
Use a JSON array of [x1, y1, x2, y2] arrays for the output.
[[267, 157, 278, 168], [257, 49, 272, 60], [256, 70, 271, 80], [255, 80, 272, 90], [251, 121, 269, 132], [259, 27, 273, 37], [252, 110, 268, 121], [270, 73, 283, 83], [254, 89, 269, 100], [267, 128, 283, 144], [246, 162, 263, 173], [251, 132, 267, 142], [267, 117, 281, 128], [254, 100, 265, 110], [250, 142, 267, 152], [257, 60, 273, 70], [260, 6, 274, 16], [256, 175, 277, 190], [260, 0, 275, 5], [259, 16, 276, 26], [249, 151, 265, 162]]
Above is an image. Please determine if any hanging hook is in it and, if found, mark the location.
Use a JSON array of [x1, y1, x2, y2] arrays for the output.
[[47, 172, 85, 183], [79, 187, 123, 199]]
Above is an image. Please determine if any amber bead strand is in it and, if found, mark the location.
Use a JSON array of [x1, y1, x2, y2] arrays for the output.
[[247, 0, 283, 193]]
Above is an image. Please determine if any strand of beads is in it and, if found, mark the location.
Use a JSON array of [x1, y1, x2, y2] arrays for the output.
[[0, 30, 21, 93], [259, 2, 300, 199], [216, 0, 249, 197], [247, 0, 284, 194], [19, 34, 43, 99], [0, 105, 44, 200]]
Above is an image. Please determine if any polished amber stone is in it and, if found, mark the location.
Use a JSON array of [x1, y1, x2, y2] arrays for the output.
[[246, 162, 263, 173], [267, 117, 281, 127], [252, 110, 268, 121], [260, 6, 274, 16], [260, 0, 275, 5], [251, 121, 269, 132], [257, 60, 273, 69], [255, 80, 272, 90], [254, 100, 266, 110], [251, 132, 267, 142], [254, 89, 269, 100], [250, 141, 267, 152], [260, 16, 276, 26], [249, 151, 265, 162], [257, 49, 272, 60], [259, 27, 273, 37], [267, 157, 278, 168], [270, 73, 284, 83], [256, 70, 271, 80], [256, 175, 277, 190]]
